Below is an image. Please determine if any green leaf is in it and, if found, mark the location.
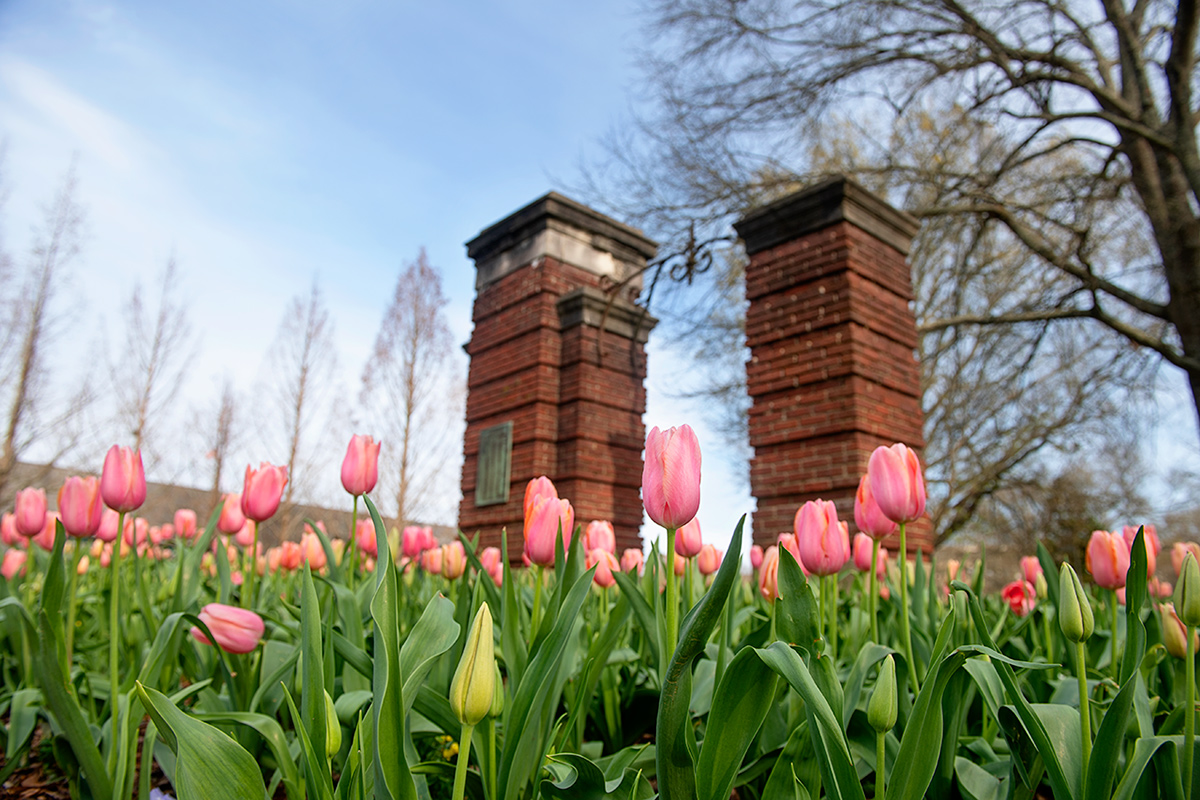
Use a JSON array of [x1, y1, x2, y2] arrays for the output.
[[613, 568, 659, 658], [5, 688, 40, 762], [954, 756, 1001, 800], [843, 644, 901, 732], [696, 647, 778, 800], [301, 564, 332, 789], [282, 684, 336, 800], [1112, 735, 1187, 800], [304, 516, 344, 584], [136, 682, 265, 800], [400, 594, 460, 714], [775, 547, 821, 653], [998, 703, 1081, 798], [1121, 528, 1148, 684], [540, 753, 655, 800], [500, 532, 528, 688], [364, 495, 418, 800], [195, 711, 304, 800], [1086, 672, 1136, 800]]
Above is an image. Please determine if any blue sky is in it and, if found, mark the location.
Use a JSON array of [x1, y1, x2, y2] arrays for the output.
[[0, 0, 756, 555]]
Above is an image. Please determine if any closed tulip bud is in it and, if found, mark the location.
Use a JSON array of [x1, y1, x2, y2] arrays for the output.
[[450, 604, 495, 726], [588, 548, 619, 588], [1161, 603, 1199, 659], [356, 518, 378, 558], [57, 476, 103, 537], [697, 543, 722, 576], [583, 520, 616, 554], [1035, 571, 1048, 599], [1175, 552, 1200, 627], [1020, 556, 1043, 585], [759, 545, 780, 602], [0, 513, 17, 547], [14, 488, 47, 537], [442, 541, 466, 580], [620, 547, 644, 574], [241, 463, 288, 522], [1086, 530, 1130, 590], [100, 446, 146, 513], [523, 493, 573, 567], [490, 664, 504, 717], [190, 602, 265, 654], [1059, 563, 1094, 643], [750, 544, 763, 570], [341, 434, 381, 496], [324, 691, 342, 756], [795, 500, 850, 577], [642, 425, 702, 529], [675, 517, 703, 558], [217, 493, 246, 535], [174, 509, 198, 540], [866, 443, 926, 524], [868, 655, 897, 733], [854, 475, 897, 540], [1, 549, 27, 580]]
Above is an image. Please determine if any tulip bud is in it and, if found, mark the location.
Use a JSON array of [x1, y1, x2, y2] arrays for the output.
[[1176, 552, 1200, 628], [642, 425, 702, 529], [490, 664, 504, 718], [1034, 571, 1048, 599], [340, 434, 381, 496], [1059, 563, 1094, 643], [241, 462, 288, 522], [324, 690, 342, 756], [450, 604, 495, 726], [100, 446, 146, 513], [868, 655, 897, 733]]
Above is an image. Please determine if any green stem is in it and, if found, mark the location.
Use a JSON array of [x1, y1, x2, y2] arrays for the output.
[[108, 511, 125, 708], [869, 539, 880, 643], [829, 575, 839, 663], [818, 572, 827, 647], [1187, 624, 1196, 800], [665, 527, 678, 661], [898, 522, 919, 693], [452, 722, 476, 800], [1077, 640, 1091, 795], [347, 495, 359, 587], [65, 541, 83, 668], [876, 730, 886, 800], [715, 579, 733, 690], [244, 520, 259, 610], [1111, 589, 1120, 680], [531, 565, 544, 642], [486, 719, 497, 800]]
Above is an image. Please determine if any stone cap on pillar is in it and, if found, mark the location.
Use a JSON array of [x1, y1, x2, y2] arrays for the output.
[[466, 192, 658, 294], [556, 286, 659, 343], [735, 175, 921, 256]]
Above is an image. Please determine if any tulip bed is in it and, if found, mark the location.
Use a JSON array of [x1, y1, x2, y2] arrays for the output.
[[0, 432, 1196, 800]]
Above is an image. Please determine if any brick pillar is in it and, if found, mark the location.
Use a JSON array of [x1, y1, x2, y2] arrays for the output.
[[459, 193, 657, 559], [734, 176, 932, 556]]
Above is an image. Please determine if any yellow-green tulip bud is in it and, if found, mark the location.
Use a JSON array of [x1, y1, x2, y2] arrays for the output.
[[1176, 553, 1200, 627], [324, 690, 341, 756], [490, 663, 504, 718], [450, 604, 495, 726], [1059, 563, 1094, 643], [1034, 571, 1048, 600], [868, 655, 897, 733]]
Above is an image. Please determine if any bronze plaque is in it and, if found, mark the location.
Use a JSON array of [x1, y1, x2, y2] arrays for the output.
[[474, 421, 513, 507]]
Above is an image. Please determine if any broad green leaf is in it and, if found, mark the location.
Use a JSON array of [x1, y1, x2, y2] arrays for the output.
[[1086, 672, 1136, 800], [304, 516, 343, 583], [613, 568, 659, 657], [136, 682, 265, 800], [196, 711, 304, 800], [998, 703, 1081, 798], [540, 753, 655, 800], [955, 756, 1001, 800], [282, 684, 336, 800], [400, 594, 460, 713], [301, 565, 332, 790], [1112, 735, 1188, 800], [776, 547, 820, 653], [5, 687, 40, 763], [1120, 529, 1148, 684], [500, 532, 528, 687], [696, 647, 778, 800]]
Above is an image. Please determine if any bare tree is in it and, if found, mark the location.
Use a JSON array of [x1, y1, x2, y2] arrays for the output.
[[189, 378, 239, 507], [361, 248, 463, 527], [0, 163, 90, 496], [257, 280, 341, 528], [109, 257, 195, 474]]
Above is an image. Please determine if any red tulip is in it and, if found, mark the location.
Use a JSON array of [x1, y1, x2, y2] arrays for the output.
[[588, 548, 620, 588], [620, 548, 644, 574], [583, 520, 616, 554], [175, 509, 198, 540], [854, 475, 897, 540], [675, 517, 703, 558], [1001, 580, 1036, 617], [1019, 556, 1043, 585], [2, 549, 27, 580], [1086, 529, 1130, 590], [241, 463, 287, 522], [341, 434, 381, 496], [190, 602, 265, 654], [794, 499, 850, 577], [866, 443, 926, 524], [57, 476, 103, 538], [642, 425, 702, 529], [750, 544, 763, 570], [13, 488, 46, 537], [100, 446, 146, 513], [696, 544, 722, 576], [524, 491, 574, 567], [759, 545, 780, 602]]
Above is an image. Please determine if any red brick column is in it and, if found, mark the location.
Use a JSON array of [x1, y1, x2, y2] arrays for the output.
[[458, 193, 657, 559], [734, 176, 932, 556]]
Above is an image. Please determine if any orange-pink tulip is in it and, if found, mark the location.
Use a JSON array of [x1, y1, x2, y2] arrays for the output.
[[675, 517, 703, 558], [524, 491, 574, 567], [583, 520, 616, 554], [13, 488, 46, 537], [0, 513, 17, 547], [1, 549, 27, 580], [241, 463, 287, 522], [642, 425, 701, 529], [341, 434, 381, 496], [57, 476, 103, 538], [696, 543, 722, 576], [795, 499, 850, 577], [620, 548, 644, 574], [35, 512, 58, 551], [278, 540, 304, 571], [100, 446, 146, 513], [759, 545, 780, 602], [441, 541, 466, 580], [1122, 524, 1161, 576], [1086, 529, 1130, 590], [672, 553, 686, 576], [854, 474, 897, 540], [217, 493, 246, 535], [1161, 603, 1199, 658], [175, 509, 198, 540], [190, 602, 265, 654], [234, 521, 256, 549], [76, 554, 89, 575], [1173, 542, 1200, 577], [421, 546, 443, 575], [95, 508, 118, 543], [480, 546, 503, 585], [300, 532, 327, 570], [588, 548, 620, 588], [402, 525, 436, 558], [866, 443, 926, 524]]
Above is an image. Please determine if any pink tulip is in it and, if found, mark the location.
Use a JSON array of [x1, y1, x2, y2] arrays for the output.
[[866, 443, 926, 524], [588, 548, 620, 588], [401, 525, 432, 558], [1001, 580, 1036, 617], [481, 546, 502, 574], [278, 540, 303, 571], [217, 493, 246, 535], [100, 446, 146, 513], [356, 518, 379, 558], [13, 488, 47, 537], [750, 544, 763, 570], [442, 541, 466, 580], [675, 517, 703, 558], [234, 521, 256, 549], [641, 425, 702, 529], [853, 532, 887, 578], [854, 475, 897, 540], [2, 549, 27, 580], [1162, 603, 1200, 659], [123, 517, 149, 548], [0, 513, 18, 547], [583, 520, 616, 554], [620, 548, 644, 574], [673, 553, 686, 576], [57, 476, 103, 538], [190, 602, 265, 654], [175, 509, 198, 540], [421, 546, 443, 575], [300, 532, 327, 570], [1087, 529, 1130, 589], [794, 499, 850, 577], [341, 434, 381, 496], [155, 523, 176, 543], [696, 544, 722, 576], [1122, 524, 1161, 576], [35, 512, 58, 551], [1173, 542, 1200, 577], [524, 492, 574, 567], [524, 476, 558, 511], [1019, 556, 1043, 585], [241, 463, 288, 522], [759, 545, 780, 602], [1150, 576, 1174, 599]]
